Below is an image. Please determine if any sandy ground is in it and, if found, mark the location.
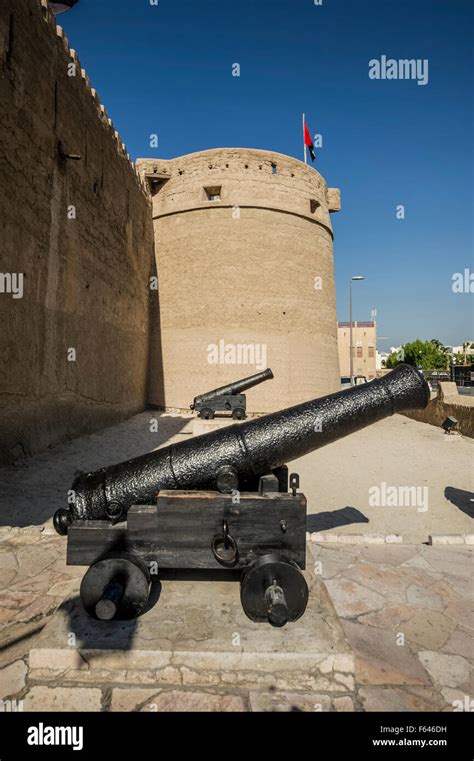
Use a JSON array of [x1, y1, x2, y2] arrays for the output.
[[295, 414, 473, 542], [0, 411, 472, 543]]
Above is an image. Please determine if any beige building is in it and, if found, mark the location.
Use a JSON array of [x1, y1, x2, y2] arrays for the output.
[[338, 321, 377, 380], [137, 148, 342, 413]]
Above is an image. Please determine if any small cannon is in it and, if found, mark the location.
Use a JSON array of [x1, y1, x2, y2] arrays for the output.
[[190, 368, 274, 420], [54, 364, 429, 626]]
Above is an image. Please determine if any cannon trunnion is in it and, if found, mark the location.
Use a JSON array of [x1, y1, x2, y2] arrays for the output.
[[56, 364, 430, 626]]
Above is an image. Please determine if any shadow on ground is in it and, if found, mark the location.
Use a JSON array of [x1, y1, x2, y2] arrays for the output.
[[307, 507, 369, 533], [62, 594, 145, 653], [0, 412, 191, 527], [63, 569, 241, 652], [444, 486, 474, 519]]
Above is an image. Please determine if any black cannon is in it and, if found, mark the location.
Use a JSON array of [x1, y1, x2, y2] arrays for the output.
[[55, 364, 429, 627], [190, 368, 274, 420]]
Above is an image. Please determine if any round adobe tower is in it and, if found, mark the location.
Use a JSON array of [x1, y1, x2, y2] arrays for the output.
[[137, 148, 341, 413]]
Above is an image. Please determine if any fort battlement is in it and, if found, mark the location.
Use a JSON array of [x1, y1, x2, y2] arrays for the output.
[[37, 0, 146, 193], [138, 149, 341, 234]]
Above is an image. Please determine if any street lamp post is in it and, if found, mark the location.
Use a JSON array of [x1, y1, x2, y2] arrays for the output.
[[349, 276, 366, 386]]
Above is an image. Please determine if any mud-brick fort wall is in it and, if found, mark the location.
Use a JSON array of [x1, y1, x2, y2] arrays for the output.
[[0, 0, 156, 464], [137, 148, 341, 413]]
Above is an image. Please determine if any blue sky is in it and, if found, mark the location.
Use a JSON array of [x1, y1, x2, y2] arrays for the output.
[[59, 0, 473, 349]]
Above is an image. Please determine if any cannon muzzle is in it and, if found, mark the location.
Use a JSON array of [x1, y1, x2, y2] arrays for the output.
[[54, 364, 429, 534]]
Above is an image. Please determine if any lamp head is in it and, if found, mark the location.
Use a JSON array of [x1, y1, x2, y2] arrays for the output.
[[441, 416, 459, 434]]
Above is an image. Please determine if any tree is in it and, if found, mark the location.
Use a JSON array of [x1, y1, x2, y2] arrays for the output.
[[385, 339, 449, 371], [385, 351, 401, 369]]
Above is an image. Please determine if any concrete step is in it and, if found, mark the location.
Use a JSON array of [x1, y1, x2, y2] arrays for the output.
[[29, 563, 354, 694]]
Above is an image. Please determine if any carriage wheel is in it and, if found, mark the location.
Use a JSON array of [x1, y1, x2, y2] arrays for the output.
[[240, 553, 308, 627], [80, 553, 151, 621]]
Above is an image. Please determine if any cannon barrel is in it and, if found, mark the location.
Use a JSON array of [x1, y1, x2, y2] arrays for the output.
[[191, 368, 274, 407], [54, 364, 429, 534]]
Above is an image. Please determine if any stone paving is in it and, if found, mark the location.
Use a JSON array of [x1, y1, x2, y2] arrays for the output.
[[19, 548, 356, 710], [0, 527, 82, 648], [308, 543, 473, 712], [0, 534, 472, 712], [0, 528, 357, 712]]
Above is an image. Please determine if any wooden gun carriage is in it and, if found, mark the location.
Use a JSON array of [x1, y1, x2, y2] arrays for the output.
[[54, 364, 429, 627]]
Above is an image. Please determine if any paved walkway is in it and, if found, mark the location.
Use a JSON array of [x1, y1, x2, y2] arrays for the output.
[[308, 542, 473, 712]]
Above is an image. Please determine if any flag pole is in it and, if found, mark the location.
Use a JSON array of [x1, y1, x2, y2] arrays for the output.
[[303, 113, 307, 164]]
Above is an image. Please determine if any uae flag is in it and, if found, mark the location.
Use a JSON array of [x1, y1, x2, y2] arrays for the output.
[[303, 118, 316, 162]]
